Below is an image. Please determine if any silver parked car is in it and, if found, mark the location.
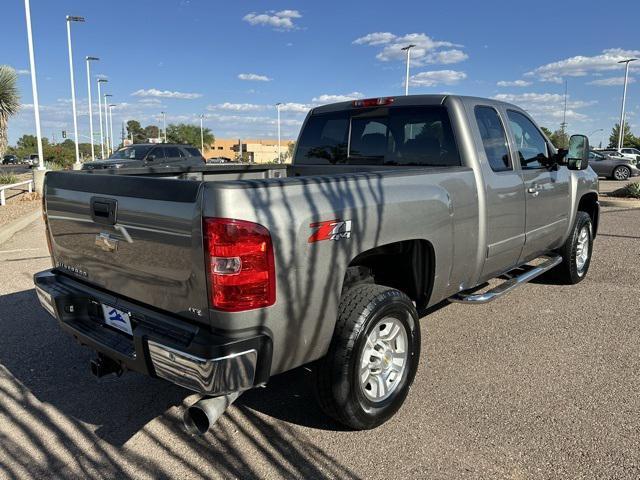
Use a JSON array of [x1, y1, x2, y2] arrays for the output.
[[589, 149, 639, 180]]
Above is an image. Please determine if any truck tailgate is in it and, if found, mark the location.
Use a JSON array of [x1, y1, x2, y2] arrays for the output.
[[44, 172, 209, 323]]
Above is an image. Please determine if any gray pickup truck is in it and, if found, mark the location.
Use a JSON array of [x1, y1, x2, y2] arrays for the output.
[[34, 95, 599, 433]]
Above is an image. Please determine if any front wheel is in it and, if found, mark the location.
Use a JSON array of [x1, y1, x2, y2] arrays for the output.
[[313, 284, 421, 430], [551, 211, 593, 284], [613, 166, 631, 181]]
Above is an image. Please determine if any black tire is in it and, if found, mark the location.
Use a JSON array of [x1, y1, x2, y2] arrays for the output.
[[313, 284, 421, 430], [613, 166, 631, 181], [551, 211, 593, 284]]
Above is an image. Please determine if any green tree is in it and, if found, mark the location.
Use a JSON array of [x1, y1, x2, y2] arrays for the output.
[[540, 126, 553, 138], [143, 124, 159, 140], [166, 123, 214, 148], [549, 129, 569, 149], [126, 120, 146, 143], [0, 66, 20, 157], [609, 123, 638, 148]]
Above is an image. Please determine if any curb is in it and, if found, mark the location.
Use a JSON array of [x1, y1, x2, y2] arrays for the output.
[[600, 197, 640, 208], [0, 209, 42, 246]]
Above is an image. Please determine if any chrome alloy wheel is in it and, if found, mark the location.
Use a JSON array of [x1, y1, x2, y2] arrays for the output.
[[359, 316, 408, 402], [576, 225, 590, 274], [614, 167, 630, 180]]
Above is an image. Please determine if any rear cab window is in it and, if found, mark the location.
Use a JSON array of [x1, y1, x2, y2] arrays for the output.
[[474, 106, 511, 172], [295, 106, 461, 167]]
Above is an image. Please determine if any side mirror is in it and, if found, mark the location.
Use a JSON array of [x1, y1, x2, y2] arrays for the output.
[[147, 154, 156, 161], [566, 134, 590, 170]]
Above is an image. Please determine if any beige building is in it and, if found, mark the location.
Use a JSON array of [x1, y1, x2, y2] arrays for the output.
[[205, 138, 295, 164]]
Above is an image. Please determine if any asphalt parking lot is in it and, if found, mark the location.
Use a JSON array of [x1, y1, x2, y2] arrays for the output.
[[1, 205, 639, 479]]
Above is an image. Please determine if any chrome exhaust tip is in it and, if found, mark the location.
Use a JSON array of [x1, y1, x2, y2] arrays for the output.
[[183, 392, 240, 436]]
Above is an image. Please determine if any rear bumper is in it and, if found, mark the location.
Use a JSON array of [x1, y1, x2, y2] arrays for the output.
[[33, 269, 271, 396]]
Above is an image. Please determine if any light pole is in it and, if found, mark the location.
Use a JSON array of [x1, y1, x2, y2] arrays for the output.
[[96, 78, 107, 158], [108, 104, 116, 152], [199, 114, 205, 153], [104, 93, 112, 155], [23, 0, 44, 171], [85, 56, 98, 161], [617, 58, 637, 150], [66, 15, 85, 166], [589, 128, 604, 148], [161, 111, 166, 142], [401, 44, 416, 96], [275, 103, 282, 163]]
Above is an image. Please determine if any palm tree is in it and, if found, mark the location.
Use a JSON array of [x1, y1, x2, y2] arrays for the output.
[[0, 66, 20, 157]]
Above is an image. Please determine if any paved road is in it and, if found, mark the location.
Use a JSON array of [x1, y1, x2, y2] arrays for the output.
[[599, 176, 640, 194], [1, 208, 640, 479]]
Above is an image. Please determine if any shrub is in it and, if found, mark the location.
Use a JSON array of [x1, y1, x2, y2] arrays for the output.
[[0, 173, 18, 184], [610, 182, 640, 199]]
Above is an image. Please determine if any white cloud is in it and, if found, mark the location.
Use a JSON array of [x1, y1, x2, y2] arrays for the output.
[[526, 48, 640, 83], [409, 70, 467, 87], [311, 92, 364, 103], [497, 80, 532, 87], [131, 88, 202, 99], [16, 69, 30, 75], [588, 76, 636, 86], [355, 32, 468, 67], [353, 32, 396, 46], [279, 102, 312, 113], [242, 10, 301, 30], [209, 102, 266, 112], [492, 92, 596, 123], [137, 98, 163, 105], [238, 73, 272, 82]]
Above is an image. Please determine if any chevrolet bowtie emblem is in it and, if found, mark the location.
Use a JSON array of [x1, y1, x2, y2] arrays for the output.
[[95, 232, 119, 252]]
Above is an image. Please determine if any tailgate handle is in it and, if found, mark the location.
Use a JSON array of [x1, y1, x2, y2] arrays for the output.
[[90, 197, 117, 225]]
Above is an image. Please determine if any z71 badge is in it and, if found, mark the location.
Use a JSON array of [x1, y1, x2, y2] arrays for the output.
[[308, 219, 352, 243]]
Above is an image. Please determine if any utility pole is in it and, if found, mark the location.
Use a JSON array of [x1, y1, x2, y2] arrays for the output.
[[24, 0, 44, 171], [66, 15, 85, 167], [97, 78, 107, 158], [200, 114, 204, 153], [560, 79, 568, 145], [276, 103, 282, 163], [401, 44, 416, 96], [617, 58, 637, 150], [161, 111, 166, 142], [108, 104, 115, 151], [103, 93, 112, 154], [85, 56, 99, 161]]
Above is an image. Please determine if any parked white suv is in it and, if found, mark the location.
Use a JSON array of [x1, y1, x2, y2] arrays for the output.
[[619, 148, 640, 161]]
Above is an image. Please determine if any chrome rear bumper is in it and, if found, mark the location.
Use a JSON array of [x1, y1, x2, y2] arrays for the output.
[[148, 341, 257, 395]]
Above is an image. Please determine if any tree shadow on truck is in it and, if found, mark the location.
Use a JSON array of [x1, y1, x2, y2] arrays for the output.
[[0, 288, 361, 479]]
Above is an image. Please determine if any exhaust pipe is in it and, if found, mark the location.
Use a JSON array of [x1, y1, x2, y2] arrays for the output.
[[183, 392, 240, 435]]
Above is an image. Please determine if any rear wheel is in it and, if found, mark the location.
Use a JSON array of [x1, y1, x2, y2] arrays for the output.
[[613, 166, 631, 180], [551, 211, 593, 284], [314, 284, 421, 430]]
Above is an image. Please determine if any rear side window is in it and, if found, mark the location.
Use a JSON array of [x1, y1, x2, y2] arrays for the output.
[[474, 106, 511, 172], [506, 110, 549, 169], [149, 147, 166, 159], [165, 147, 183, 158], [185, 147, 203, 157], [295, 106, 460, 167]]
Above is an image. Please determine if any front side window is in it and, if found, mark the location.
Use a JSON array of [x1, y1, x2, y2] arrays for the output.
[[295, 106, 460, 166], [474, 106, 511, 172], [507, 110, 549, 169]]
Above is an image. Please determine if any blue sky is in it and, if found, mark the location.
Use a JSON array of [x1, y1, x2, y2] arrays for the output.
[[3, 0, 639, 147]]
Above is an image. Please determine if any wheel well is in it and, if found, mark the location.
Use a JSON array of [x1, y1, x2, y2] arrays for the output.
[[343, 240, 435, 311], [578, 192, 599, 238]]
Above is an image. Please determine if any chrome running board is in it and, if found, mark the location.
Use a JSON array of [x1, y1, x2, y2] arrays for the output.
[[449, 254, 562, 304]]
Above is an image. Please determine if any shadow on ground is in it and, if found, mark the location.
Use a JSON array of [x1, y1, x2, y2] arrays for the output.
[[0, 288, 360, 479]]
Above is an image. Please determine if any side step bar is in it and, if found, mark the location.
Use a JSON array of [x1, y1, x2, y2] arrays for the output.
[[449, 254, 562, 304]]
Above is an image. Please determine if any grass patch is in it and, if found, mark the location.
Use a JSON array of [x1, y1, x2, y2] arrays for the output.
[[0, 173, 19, 185], [610, 182, 640, 199]]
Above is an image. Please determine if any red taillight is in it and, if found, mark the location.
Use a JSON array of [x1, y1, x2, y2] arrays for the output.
[[204, 218, 275, 312], [352, 97, 395, 108]]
